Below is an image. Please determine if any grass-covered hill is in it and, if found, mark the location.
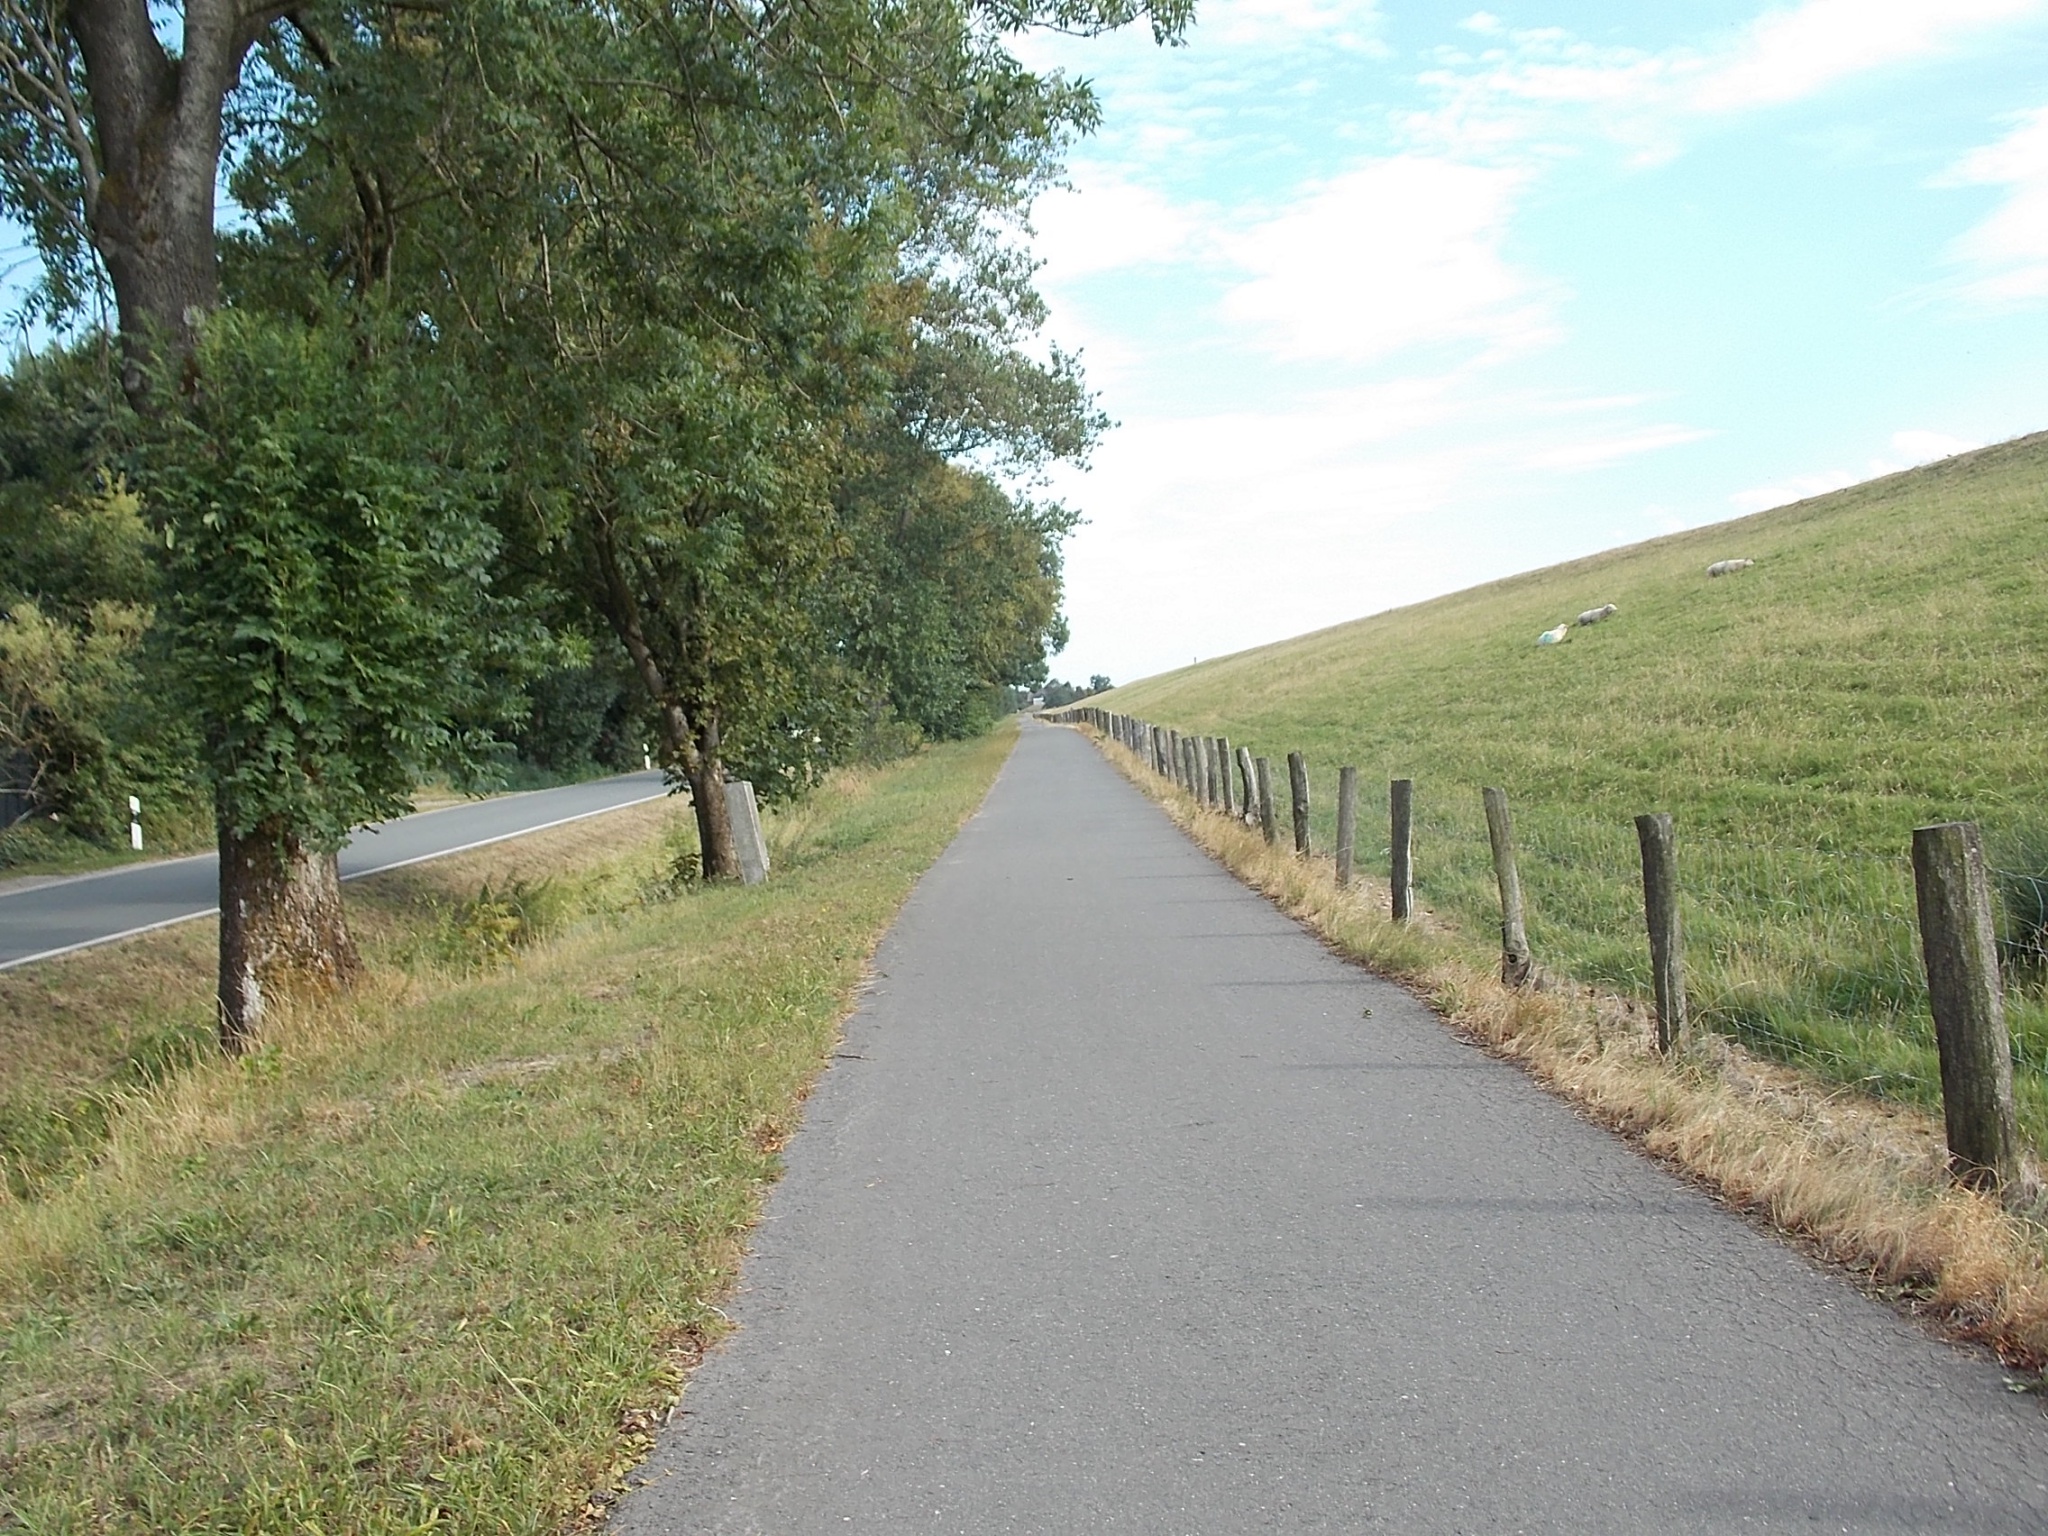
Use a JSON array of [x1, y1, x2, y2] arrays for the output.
[[1098, 431, 2048, 1142]]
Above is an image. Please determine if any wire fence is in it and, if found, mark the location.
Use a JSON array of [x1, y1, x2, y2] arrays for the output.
[[1062, 710, 2048, 1156]]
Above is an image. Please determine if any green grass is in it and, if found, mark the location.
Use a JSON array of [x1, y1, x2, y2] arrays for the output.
[[0, 726, 1012, 1533], [1099, 432, 2048, 1144]]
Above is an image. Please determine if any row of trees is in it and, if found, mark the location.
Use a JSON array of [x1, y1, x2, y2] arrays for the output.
[[1040, 674, 1112, 707], [0, 0, 1188, 1048]]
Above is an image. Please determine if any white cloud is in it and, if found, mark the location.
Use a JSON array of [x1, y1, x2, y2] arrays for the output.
[[1727, 429, 1983, 511], [1727, 468, 1861, 513], [1888, 428, 1981, 462], [1940, 107, 2048, 302], [1052, 399, 1482, 677], [1694, 0, 2043, 113], [1196, 0, 1386, 50], [1524, 424, 1716, 472], [1031, 168, 1204, 282], [1410, 0, 2048, 159], [1218, 157, 1554, 363]]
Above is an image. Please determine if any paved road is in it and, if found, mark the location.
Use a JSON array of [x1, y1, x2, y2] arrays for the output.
[[0, 771, 666, 970], [615, 722, 2048, 1534]]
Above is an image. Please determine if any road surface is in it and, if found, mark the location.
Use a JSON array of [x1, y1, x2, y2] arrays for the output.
[[614, 721, 2047, 1534], [0, 771, 667, 970]]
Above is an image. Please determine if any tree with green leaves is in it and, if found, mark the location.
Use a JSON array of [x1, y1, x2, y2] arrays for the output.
[[230, 0, 1183, 875], [0, 3, 552, 1048], [142, 310, 534, 1047]]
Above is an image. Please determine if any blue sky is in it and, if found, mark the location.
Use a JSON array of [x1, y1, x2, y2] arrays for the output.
[[1014, 0, 2048, 685]]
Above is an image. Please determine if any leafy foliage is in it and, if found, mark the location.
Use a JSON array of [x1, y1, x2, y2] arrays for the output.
[[147, 311, 540, 852], [0, 344, 205, 851]]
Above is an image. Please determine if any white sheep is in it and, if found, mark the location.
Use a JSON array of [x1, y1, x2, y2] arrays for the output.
[[1706, 558, 1755, 577], [1576, 603, 1618, 626], [1537, 624, 1570, 646]]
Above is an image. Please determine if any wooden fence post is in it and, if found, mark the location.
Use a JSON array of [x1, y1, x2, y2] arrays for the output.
[[1634, 812, 1686, 1052], [1482, 787, 1533, 986], [1216, 738, 1233, 812], [1202, 737, 1219, 806], [1237, 747, 1256, 822], [1912, 821, 2024, 1193], [1335, 767, 1359, 888], [1287, 751, 1311, 855], [1390, 778, 1414, 921], [1255, 758, 1277, 845]]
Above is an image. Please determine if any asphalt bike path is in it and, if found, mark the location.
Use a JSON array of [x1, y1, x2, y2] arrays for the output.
[[615, 722, 2047, 1533], [0, 770, 666, 969]]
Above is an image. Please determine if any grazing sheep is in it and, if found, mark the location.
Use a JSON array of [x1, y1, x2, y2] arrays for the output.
[[1706, 558, 1755, 577], [1537, 624, 1570, 646], [1576, 603, 1618, 626]]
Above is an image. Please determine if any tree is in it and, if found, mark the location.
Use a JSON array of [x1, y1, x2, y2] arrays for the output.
[[0, 3, 552, 1047], [146, 310, 532, 1048], [0, 0, 299, 393], [0, 341, 207, 847], [833, 446, 1076, 739], [226, 0, 1184, 876]]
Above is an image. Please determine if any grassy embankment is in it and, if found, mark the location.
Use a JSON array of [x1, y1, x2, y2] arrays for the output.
[[1084, 433, 2048, 1361], [0, 724, 1012, 1532], [1101, 432, 2048, 1147]]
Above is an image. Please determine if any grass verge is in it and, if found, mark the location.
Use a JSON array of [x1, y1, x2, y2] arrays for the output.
[[0, 724, 1013, 1532], [1078, 724, 2048, 1372]]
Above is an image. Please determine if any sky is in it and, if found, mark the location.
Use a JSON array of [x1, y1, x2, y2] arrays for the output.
[[1012, 0, 2048, 686]]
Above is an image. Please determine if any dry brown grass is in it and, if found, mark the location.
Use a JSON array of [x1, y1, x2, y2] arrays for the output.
[[1083, 726, 2048, 1369]]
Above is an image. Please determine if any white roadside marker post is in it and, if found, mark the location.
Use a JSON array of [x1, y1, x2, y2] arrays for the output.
[[129, 795, 143, 851]]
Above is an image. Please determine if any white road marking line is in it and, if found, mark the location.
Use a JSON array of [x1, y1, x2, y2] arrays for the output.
[[0, 789, 670, 971]]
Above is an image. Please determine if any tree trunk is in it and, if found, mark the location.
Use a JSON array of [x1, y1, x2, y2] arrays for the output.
[[679, 713, 741, 881], [217, 813, 361, 1054], [588, 525, 744, 882], [61, 0, 314, 1055], [66, 0, 264, 407]]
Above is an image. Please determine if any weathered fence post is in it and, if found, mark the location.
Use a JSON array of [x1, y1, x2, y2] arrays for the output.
[[1634, 812, 1685, 1052], [1237, 747, 1257, 822], [1335, 767, 1359, 888], [1217, 738, 1234, 812], [1255, 758, 1277, 845], [1202, 738, 1219, 806], [1390, 778, 1414, 921], [1911, 821, 2024, 1193], [1482, 787, 1533, 986], [1287, 751, 1311, 856]]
